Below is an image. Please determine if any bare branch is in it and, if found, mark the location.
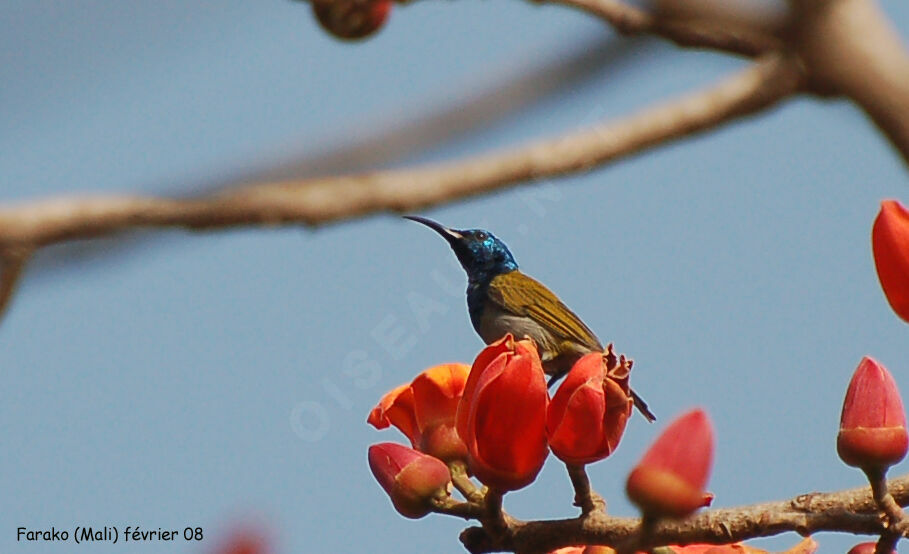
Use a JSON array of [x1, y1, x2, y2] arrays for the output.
[[548, 0, 783, 57], [0, 54, 803, 255], [458, 472, 909, 553]]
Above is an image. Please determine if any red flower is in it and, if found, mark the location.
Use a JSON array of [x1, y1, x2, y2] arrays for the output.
[[547, 347, 633, 465], [456, 334, 550, 491], [837, 356, 908, 470], [368, 363, 470, 461], [872, 199, 909, 323], [369, 383, 420, 447], [311, 0, 391, 41], [626, 408, 714, 518], [368, 442, 451, 519]]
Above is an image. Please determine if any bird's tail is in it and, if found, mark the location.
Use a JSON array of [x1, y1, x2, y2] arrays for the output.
[[631, 389, 656, 422]]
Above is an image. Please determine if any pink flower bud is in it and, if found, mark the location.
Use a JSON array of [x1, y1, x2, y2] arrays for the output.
[[368, 442, 451, 519], [626, 409, 714, 518], [837, 357, 908, 470]]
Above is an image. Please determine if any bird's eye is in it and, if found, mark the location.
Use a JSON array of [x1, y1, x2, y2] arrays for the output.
[[476, 231, 488, 241]]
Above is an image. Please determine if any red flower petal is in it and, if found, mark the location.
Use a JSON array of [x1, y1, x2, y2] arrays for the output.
[[872, 200, 909, 323], [368, 384, 420, 447], [547, 351, 632, 465], [458, 335, 550, 490]]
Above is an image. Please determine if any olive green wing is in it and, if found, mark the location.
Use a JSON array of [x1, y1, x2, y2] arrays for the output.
[[488, 271, 602, 351]]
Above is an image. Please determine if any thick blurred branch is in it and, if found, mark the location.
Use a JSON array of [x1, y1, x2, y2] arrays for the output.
[[457, 472, 909, 553], [791, 0, 909, 162], [1, 0, 908, 321], [552, 0, 782, 57], [0, 54, 801, 252]]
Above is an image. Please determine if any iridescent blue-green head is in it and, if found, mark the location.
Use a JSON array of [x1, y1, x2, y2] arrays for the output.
[[404, 216, 518, 284]]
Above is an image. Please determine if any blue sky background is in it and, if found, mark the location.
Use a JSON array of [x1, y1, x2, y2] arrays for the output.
[[2, 1, 909, 553]]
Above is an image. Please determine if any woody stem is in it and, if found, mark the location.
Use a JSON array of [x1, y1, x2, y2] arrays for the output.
[[430, 493, 486, 520], [484, 489, 506, 531], [875, 532, 899, 554], [864, 467, 907, 530], [567, 463, 605, 515], [449, 461, 485, 504]]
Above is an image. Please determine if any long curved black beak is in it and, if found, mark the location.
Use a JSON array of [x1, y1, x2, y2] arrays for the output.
[[403, 215, 463, 245]]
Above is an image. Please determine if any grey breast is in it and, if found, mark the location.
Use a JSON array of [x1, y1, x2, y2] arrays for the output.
[[478, 304, 559, 360]]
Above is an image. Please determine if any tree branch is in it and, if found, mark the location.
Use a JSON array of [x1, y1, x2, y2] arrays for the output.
[[0, 54, 803, 255], [457, 472, 909, 553], [548, 0, 782, 57], [791, 0, 909, 164]]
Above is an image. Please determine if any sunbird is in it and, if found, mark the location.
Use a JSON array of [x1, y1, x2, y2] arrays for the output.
[[404, 216, 655, 422]]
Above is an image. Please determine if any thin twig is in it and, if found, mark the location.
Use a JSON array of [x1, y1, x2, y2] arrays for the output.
[[450, 461, 485, 504], [430, 495, 487, 519], [864, 468, 909, 536], [566, 463, 605, 515]]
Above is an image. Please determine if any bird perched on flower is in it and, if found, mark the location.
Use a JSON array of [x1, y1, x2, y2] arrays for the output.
[[404, 216, 655, 421]]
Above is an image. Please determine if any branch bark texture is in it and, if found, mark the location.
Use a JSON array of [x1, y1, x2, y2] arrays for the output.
[[458, 473, 909, 553]]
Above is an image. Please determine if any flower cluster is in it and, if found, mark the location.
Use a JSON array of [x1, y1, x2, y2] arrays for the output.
[[361, 198, 909, 552], [366, 334, 716, 523]]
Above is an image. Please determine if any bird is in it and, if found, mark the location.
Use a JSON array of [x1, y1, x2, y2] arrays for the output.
[[404, 215, 655, 422]]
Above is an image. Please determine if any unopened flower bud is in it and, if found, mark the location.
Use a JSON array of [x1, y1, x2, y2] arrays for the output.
[[626, 409, 714, 518], [837, 357, 908, 471], [368, 442, 450, 519]]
